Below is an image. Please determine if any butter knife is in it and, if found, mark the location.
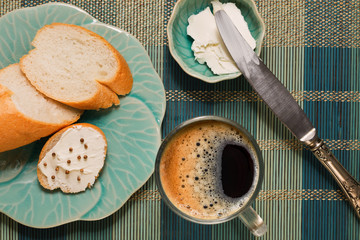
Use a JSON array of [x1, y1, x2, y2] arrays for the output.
[[214, 9, 360, 218]]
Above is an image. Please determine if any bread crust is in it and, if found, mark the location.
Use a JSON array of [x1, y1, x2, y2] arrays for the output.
[[19, 23, 133, 110], [37, 123, 107, 193], [61, 82, 120, 110], [0, 65, 82, 153]]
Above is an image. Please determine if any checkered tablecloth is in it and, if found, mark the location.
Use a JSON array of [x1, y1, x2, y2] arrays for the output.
[[0, 0, 359, 239]]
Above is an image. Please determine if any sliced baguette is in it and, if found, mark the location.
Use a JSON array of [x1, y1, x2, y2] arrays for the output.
[[0, 64, 82, 153], [20, 23, 133, 110], [37, 123, 107, 193]]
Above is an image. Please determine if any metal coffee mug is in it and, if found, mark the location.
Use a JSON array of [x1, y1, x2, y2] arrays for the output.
[[155, 116, 267, 237]]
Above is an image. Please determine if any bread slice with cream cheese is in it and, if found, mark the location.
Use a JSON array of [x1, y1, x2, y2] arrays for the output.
[[20, 23, 133, 110], [37, 123, 107, 193], [0, 63, 82, 153]]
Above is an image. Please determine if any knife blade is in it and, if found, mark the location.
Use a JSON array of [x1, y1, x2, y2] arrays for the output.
[[214, 9, 360, 218]]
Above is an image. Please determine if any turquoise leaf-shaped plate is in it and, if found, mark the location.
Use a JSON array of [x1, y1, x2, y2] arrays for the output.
[[167, 0, 265, 83], [0, 3, 166, 228]]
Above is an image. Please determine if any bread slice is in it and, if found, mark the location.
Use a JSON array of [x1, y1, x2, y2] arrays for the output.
[[20, 23, 133, 110], [0, 63, 82, 153], [37, 123, 107, 193]]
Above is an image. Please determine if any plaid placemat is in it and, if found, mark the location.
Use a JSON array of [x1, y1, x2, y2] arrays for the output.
[[0, 0, 359, 239]]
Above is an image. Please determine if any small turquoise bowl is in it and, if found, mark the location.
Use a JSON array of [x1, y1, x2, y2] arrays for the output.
[[167, 0, 265, 83]]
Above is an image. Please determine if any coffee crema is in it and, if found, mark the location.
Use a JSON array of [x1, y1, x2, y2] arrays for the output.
[[159, 120, 259, 220]]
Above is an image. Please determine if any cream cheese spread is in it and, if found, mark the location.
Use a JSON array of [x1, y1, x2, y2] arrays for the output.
[[38, 125, 106, 193], [187, 0, 256, 75]]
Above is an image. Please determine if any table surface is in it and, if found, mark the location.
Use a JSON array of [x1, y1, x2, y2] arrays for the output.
[[1, 0, 359, 239]]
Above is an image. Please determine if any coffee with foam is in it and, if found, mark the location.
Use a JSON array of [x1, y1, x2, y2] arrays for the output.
[[159, 120, 260, 220]]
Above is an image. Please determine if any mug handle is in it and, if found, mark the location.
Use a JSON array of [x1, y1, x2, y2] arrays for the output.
[[238, 206, 267, 237]]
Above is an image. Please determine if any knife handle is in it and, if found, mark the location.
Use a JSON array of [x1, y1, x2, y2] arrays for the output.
[[306, 136, 360, 218]]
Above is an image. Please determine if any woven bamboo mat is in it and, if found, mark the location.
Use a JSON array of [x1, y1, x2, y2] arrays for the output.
[[0, 0, 359, 239]]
